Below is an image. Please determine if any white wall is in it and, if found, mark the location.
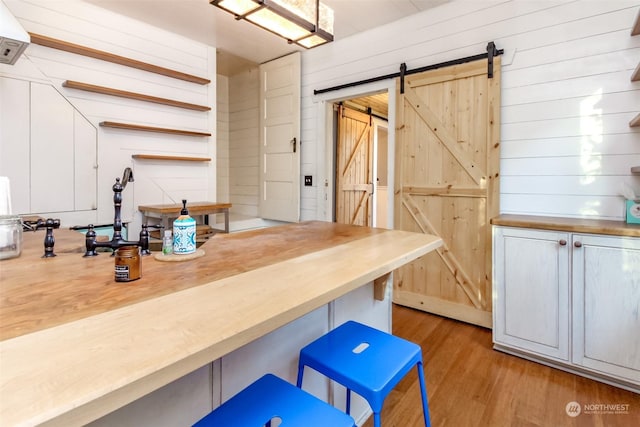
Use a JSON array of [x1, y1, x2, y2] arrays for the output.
[[0, 0, 216, 232], [228, 67, 260, 217], [302, 0, 640, 221], [217, 74, 230, 203]]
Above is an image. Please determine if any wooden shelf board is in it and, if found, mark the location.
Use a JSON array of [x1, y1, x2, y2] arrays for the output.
[[632, 10, 640, 36], [491, 214, 640, 238], [132, 154, 211, 162], [630, 113, 640, 127], [63, 80, 210, 112], [100, 121, 211, 137], [632, 62, 640, 82], [29, 33, 210, 85]]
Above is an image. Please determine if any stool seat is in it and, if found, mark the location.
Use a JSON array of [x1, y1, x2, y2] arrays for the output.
[[297, 321, 431, 427], [193, 373, 356, 427]]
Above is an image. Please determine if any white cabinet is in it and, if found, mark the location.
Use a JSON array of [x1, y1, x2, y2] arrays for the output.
[[0, 77, 30, 213], [493, 227, 570, 361], [0, 77, 97, 215], [493, 225, 640, 391], [572, 233, 640, 384]]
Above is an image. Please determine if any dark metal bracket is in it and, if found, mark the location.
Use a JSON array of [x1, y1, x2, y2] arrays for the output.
[[399, 62, 407, 94], [486, 41, 504, 79]]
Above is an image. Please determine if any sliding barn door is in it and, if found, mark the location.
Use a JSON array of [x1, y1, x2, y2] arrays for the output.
[[393, 58, 501, 328], [336, 106, 373, 226]]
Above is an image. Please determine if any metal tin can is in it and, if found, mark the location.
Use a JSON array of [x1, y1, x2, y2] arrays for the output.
[[115, 246, 141, 282]]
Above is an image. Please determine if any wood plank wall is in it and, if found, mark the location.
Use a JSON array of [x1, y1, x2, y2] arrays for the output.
[[0, 0, 216, 230], [228, 68, 260, 217], [302, 0, 640, 221], [217, 75, 230, 204]]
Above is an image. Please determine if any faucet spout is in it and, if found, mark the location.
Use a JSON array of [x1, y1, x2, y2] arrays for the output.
[[121, 167, 134, 188]]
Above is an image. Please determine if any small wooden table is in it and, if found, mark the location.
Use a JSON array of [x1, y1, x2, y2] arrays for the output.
[[138, 201, 232, 234]]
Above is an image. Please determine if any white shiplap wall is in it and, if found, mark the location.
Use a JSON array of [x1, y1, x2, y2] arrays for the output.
[[301, 0, 640, 221], [228, 67, 260, 217], [217, 74, 230, 203], [1, 0, 216, 231]]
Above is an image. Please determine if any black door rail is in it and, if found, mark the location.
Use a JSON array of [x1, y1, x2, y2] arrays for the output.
[[314, 42, 503, 95]]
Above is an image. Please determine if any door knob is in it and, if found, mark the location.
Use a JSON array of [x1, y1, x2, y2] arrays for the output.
[[291, 137, 297, 153], [574, 241, 582, 248], [559, 239, 567, 246]]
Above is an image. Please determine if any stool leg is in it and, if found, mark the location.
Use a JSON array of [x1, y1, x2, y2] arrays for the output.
[[374, 412, 382, 427], [346, 388, 352, 414], [296, 364, 305, 388], [417, 361, 431, 427]]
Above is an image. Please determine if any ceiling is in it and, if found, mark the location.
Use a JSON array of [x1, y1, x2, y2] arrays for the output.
[[347, 92, 389, 118], [87, 0, 450, 76]]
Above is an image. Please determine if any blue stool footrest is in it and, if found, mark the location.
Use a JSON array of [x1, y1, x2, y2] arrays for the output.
[[194, 374, 355, 427]]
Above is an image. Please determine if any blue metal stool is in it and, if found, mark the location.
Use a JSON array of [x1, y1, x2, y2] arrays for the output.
[[193, 373, 356, 427], [296, 321, 431, 427]]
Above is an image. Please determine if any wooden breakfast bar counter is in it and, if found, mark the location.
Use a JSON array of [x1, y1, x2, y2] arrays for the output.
[[0, 221, 442, 426]]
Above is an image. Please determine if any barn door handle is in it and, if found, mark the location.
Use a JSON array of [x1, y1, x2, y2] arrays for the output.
[[291, 137, 297, 153]]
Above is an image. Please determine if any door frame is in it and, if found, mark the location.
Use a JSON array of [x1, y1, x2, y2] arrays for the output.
[[314, 79, 396, 228], [371, 117, 388, 228]]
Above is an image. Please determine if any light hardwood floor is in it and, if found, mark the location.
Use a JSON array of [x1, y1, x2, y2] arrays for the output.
[[362, 304, 639, 427]]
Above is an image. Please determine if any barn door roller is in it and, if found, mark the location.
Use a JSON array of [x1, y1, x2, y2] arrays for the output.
[[487, 41, 500, 78], [314, 42, 503, 95]]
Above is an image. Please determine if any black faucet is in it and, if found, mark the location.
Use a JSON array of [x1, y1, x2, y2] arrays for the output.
[[35, 218, 60, 258], [83, 172, 150, 257]]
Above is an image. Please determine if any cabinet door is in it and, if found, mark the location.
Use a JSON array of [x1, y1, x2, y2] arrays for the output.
[[572, 234, 640, 385], [74, 110, 97, 211], [493, 227, 570, 361], [30, 82, 75, 213], [0, 77, 30, 214]]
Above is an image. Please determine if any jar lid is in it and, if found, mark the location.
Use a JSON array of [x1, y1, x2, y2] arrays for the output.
[[0, 215, 21, 223]]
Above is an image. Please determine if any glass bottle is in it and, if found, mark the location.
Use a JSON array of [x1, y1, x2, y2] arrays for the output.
[[162, 230, 173, 255]]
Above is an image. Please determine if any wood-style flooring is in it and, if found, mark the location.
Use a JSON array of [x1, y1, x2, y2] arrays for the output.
[[362, 304, 639, 427]]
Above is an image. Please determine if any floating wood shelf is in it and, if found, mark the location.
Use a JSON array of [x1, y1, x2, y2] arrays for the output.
[[100, 121, 211, 137], [63, 80, 210, 111], [632, 11, 639, 128], [29, 33, 210, 85], [632, 63, 640, 82], [132, 154, 211, 162]]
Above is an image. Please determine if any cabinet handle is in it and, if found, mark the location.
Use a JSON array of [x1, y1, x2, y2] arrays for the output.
[[574, 241, 582, 248], [559, 239, 567, 246]]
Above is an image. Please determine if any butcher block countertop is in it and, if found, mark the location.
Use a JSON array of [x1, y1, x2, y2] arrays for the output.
[[0, 221, 442, 427], [491, 214, 640, 238]]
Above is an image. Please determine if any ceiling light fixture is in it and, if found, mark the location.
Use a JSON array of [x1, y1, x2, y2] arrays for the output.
[[210, 0, 334, 49]]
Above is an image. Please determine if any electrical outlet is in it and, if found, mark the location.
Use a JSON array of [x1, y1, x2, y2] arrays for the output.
[[304, 175, 312, 186]]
